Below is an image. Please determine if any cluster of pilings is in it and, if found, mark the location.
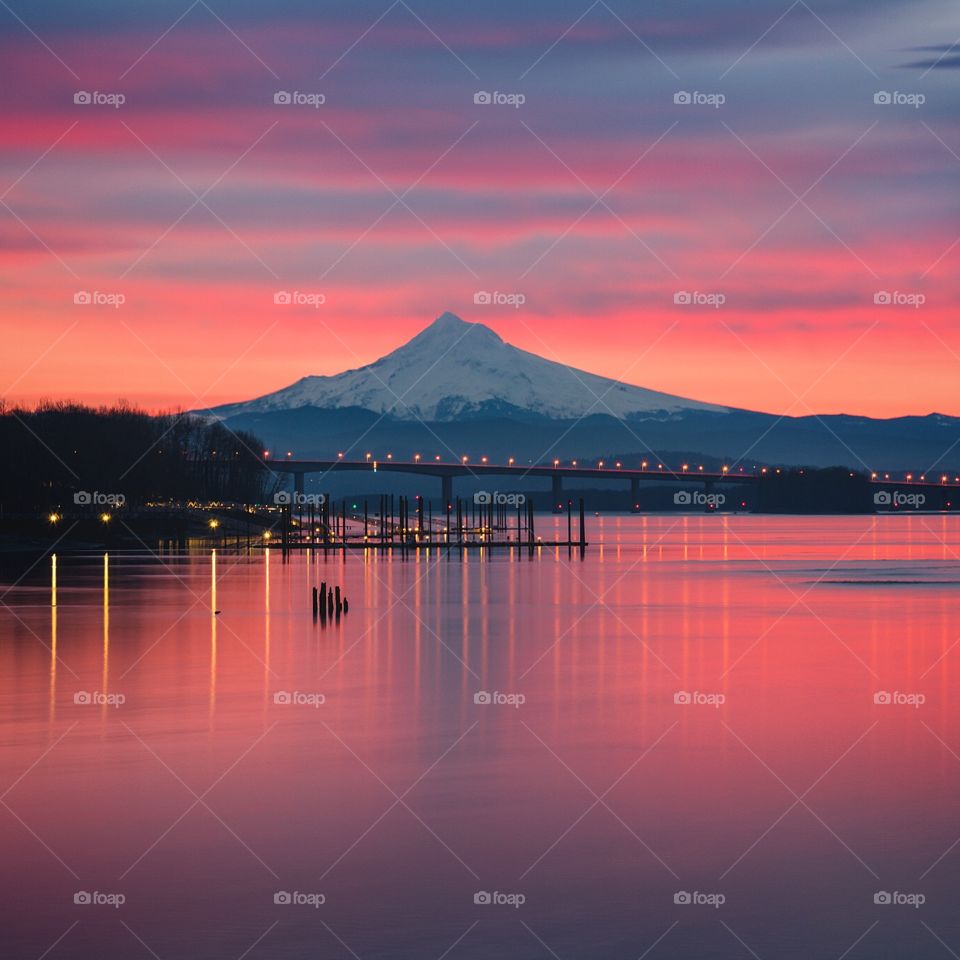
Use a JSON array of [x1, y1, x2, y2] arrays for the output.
[[276, 496, 587, 551], [312, 581, 348, 622]]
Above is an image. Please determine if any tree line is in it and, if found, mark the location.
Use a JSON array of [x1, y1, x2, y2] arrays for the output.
[[0, 401, 276, 511]]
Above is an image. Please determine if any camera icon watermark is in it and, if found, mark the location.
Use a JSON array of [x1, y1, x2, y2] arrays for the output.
[[74, 890, 125, 907], [74, 90, 125, 108], [274, 290, 325, 308], [74, 491, 126, 506], [274, 890, 325, 907], [673, 90, 725, 108], [674, 491, 725, 507], [873, 690, 925, 708], [274, 491, 325, 506], [473, 290, 525, 308], [474, 491, 525, 506], [74, 290, 125, 308], [874, 290, 924, 308], [474, 690, 525, 708], [473, 90, 525, 107], [674, 890, 725, 908], [874, 90, 925, 108], [674, 690, 725, 708], [674, 290, 725, 308], [873, 490, 925, 508], [74, 690, 126, 708], [874, 890, 924, 907], [474, 890, 525, 907], [273, 90, 325, 108], [273, 690, 326, 708]]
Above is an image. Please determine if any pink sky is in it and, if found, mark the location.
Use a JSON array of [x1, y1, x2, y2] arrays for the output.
[[1, 3, 958, 417]]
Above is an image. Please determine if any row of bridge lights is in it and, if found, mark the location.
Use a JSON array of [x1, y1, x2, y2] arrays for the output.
[[262, 453, 960, 484], [264, 451, 751, 473], [872, 472, 960, 483]]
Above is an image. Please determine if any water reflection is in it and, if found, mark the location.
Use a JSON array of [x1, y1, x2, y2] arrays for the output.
[[100, 552, 109, 719], [48, 554, 57, 724], [1, 517, 959, 960]]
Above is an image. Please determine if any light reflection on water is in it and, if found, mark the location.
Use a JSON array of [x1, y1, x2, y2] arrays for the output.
[[1, 515, 959, 959]]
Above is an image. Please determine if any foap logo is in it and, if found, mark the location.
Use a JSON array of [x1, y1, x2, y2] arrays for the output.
[[874, 291, 925, 308], [873, 490, 925, 508], [74, 690, 126, 708], [674, 890, 725, 908], [874, 891, 925, 908], [274, 90, 326, 108], [473, 90, 526, 108], [674, 491, 725, 507], [273, 690, 326, 708], [74, 491, 126, 506], [273, 890, 325, 907], [874, 690, 925, 708], [274, 290, 325, 308], [674, 290, 725, 308], [474, 890, 526, 908], [474, 291, 526, 308], [674, 690, 726, 708], [74, 290, 125, 308], [274, 491, 326, 506], [74, 90, 125, 108], [474, 491, 526, 506], [874, 91, 925, 108], [74, 891, 125, 908], [674, 90, 725, 108], [474, 690, 526, 708]]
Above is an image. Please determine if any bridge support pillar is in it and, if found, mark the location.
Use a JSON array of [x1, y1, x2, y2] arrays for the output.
[[704, 479, 715, 512], [631, 477, 641, 513], [441, 475, 453, 510], [552, 474, 563, 513], [293, 472, 304, 497]]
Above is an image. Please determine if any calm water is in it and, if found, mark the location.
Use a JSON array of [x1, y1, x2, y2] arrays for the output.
[[2, 515, 959, 959]]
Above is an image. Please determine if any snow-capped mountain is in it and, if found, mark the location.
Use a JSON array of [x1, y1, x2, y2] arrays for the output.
[[200, 312, 728, 422]]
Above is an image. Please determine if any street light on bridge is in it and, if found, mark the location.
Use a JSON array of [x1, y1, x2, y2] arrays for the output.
[[365, 452, 371, 462], [508, 457, 515, 466], [414, 453, 421, 463]]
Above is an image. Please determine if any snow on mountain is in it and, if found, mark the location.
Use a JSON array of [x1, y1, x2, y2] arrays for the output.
[[200, 312, 729, 422]]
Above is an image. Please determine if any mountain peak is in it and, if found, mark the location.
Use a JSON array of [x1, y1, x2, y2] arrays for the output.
[[408, 312, 503, 347], [434, 311, 467, 328]]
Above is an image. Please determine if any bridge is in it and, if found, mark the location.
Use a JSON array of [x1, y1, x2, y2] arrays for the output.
[[266, 458, 758, 511], [264, 458, 960, 512]]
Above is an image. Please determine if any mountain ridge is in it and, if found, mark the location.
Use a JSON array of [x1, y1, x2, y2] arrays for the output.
[[196, 312, 729, 422]]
